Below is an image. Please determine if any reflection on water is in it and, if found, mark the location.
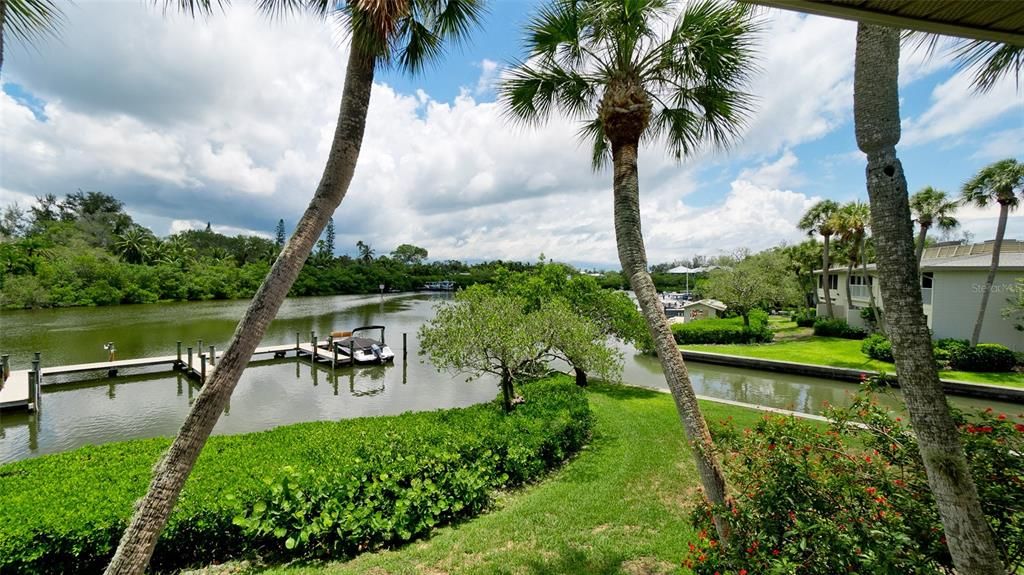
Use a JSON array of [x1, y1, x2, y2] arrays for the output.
[[1, 292, 1020, 464]]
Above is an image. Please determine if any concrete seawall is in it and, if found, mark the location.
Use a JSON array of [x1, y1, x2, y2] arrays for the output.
[[679, 349, 1024, 404]]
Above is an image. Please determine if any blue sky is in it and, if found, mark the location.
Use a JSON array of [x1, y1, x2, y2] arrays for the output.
[[1, 1, 1021, 267]]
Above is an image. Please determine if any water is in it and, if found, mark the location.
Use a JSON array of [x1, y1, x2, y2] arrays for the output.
[[1, 293, 1019, 463]]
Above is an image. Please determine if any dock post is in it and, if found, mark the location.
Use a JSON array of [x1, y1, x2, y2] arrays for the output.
[[295, 332, 300, 353], [1, 354, 8, 381], [197, 339, 203, 359], [403, 333, 408, 361], [349, 340, 355, 365], [28, 370, 36, 410], [176, 341, 182, 365], [310, 331, 316, 349], [31, 358, 41, 411], [328, 335, 336, 365], [209, 345, 216, 366], [200, 355, 207, 383], [187, 347, 194, 370]]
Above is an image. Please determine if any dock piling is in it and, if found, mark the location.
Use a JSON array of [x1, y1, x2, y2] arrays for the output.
[[209, 345, 216, 367], [187, 347, 194, 370], [200, 355, 207, 383], [295, 332, 300, 353], [349, 340, 355, 363], [310, 331, 316, 350], [329, 335, 336, 364], [403, 333, 408, 361], [176, 341, 182, 365], [2, 354, 9, 382]]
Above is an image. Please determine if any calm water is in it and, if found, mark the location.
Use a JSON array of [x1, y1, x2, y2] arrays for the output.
[[1, 293, 1019, 463]]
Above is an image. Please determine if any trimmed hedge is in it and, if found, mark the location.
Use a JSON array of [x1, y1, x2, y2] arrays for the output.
[[672, 312, 773, 345], [0, 377, 593, 573], [860, 333, 894, 362], [812, 318, 867, 340], [949, 343, 1017, 372], [790, 309, 816, 328]]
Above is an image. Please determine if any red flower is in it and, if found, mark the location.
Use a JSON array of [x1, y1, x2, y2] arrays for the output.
[[859, 372, 867, 381], [1015, 423, 1024, 433], [740, 570, 749, 575], [998, 413, 1006, 420], [773, 549, 781, 556], [866, 487, 877, 496]]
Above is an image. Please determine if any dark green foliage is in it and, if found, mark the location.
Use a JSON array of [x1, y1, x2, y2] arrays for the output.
[[949, 343, 1017, 372], [671, 312, 773, 345], [790, 308, 816, 328], [687, 383, 1024, 574], [812, 318, 867, 339], [861, 333, 894, 362], [0, 378, 593, 573]]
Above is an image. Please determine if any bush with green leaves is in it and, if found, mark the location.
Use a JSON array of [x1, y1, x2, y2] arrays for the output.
[[860, 332, 894, 362], [812, 318, 867, 339], [790, 308, 816, 328], [672, 312, 773, 345], [0, 377, 592, 572], [949, 343, 1017, 372], [686, 381, 1024, 574]]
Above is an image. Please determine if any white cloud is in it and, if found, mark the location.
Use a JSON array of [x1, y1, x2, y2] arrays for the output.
[[902, 71, 1024, 147], [0, 3, 1017, 267], [170, 219, 272, 238]]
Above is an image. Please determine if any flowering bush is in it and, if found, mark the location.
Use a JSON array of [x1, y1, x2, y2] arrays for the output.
[[686, 378, 1024, 574]]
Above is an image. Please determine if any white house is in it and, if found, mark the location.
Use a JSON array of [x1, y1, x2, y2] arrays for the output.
[[682, 299, 727, 321], [815, 240, 1023, 351]]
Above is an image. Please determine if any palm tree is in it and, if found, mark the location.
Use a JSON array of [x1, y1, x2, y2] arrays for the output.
[[909, 186, 959, 266], [113, 225, 154, 264], [854, 24, 1004, 574], [0, 0, 63, 74], [961, 158, 1023, 347], [835, 201, 877, 322], [104, 1, 485, 573], [797, 199, 840, 318], [500, 0, 757, 544]]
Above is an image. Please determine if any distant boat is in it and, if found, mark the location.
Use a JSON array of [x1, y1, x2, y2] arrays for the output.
[[422, 280, 457, 291], [322, 326, 395, 365]]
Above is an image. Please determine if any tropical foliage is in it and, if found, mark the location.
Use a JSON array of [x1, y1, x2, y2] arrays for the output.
[[0, 378, 592, 573]]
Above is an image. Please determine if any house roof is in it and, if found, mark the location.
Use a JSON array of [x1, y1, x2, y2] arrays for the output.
[[739, 0, 1024, 44], [666, 265, 717, 274], [683, 299, 728, 311], [813, 242, 1024, 274]]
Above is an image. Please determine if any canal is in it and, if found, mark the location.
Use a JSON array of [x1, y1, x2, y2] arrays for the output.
[[1, 293, 1019, 463]]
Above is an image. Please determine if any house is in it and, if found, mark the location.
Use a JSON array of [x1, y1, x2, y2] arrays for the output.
[[682, 299, 727, 322], [815, 240, 1024, 351]]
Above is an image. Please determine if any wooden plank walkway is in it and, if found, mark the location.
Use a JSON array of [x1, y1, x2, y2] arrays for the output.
[[0, 370, 31, 410], [297, 343, 352, 367]]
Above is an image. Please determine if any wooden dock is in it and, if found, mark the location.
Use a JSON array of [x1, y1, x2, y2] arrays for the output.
[[0, 339, 333, 412]]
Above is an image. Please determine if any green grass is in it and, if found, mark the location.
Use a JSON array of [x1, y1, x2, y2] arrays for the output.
[[253, 384, 769, 575], [681, 337, 1024, 388]]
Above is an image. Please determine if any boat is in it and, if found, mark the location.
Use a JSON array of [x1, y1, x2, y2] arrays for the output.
[[322, 325, 395, 365]]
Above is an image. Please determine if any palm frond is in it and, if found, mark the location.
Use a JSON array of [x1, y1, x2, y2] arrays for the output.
[[499, 59, 597, 126], [950, 40, 1022, 94], [5, 0, 64, 46], [579, 116, 610, 170], [254, 0, 332, 20]]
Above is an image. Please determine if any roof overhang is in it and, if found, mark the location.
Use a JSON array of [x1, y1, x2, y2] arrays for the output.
[[739, 1, 1024, 45]]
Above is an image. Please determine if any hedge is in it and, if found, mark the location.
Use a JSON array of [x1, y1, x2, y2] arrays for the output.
[[790, 308, 816, 328], [812, 318, 867, 340], [949, 343, 1017, 372], [671, 311, 773, 345], [861, 333, 894, 362], [0, 377, 593, 573]]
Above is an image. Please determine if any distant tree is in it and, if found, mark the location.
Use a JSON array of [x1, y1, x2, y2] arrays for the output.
[[1005, 278, 1024, 332], [781, 240, 822, 308], [0, 203, 28, 239], [323, 218, 335, 257], [113, 225, 154, 265], [30, 193, 61, 226], [706, 251, 801, 325], [274, 219, 285, 248], [204, 222, 212, 233], [1, 0, 64, 74], [909, 186, 959, 266], [391, 243, 428, 265], [356, 240, 374, 263], [420, 286, 620, 411], [798, 200, 841, 318], [961, 158, 1023, 346]]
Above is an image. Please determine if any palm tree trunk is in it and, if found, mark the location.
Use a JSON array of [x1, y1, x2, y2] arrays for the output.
[[861, 234, 883, 334], [103, 45, 377, 575], [970, 202, 1008, 346], [611, 139, 730, 544], [822, 234, 834, 318], [844, 260, 854, 315], [854, 23, 1004, 575], [915, 223, 930, 268]]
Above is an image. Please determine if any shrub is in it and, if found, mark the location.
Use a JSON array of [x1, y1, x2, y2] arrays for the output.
[[932, 338, 969, 363], [672, 314, 773, 345], [790, 308, 816, 328], [949, 343, 1017, 372], [687, 382, 1024, 574], [0, 377, 593, 572], [812, 318, 867, 339], [861, 333, 894, 362]]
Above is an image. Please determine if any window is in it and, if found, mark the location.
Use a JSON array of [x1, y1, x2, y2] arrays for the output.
[[921, 272, 933, 289], [818, 275, 838, 289], [849, 275, 874, 286]]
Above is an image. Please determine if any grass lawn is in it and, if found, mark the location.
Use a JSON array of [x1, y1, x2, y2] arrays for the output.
[[681, 336, 1024, 388], [250, 384, 769, 575]]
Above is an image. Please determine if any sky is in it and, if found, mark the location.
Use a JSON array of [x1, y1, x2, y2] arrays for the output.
[[1, 0, 1021, 269]]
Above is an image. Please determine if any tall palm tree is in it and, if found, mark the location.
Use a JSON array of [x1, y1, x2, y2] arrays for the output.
[[113, 225, 155, 264], [0, 0, 63, 74], [797, 199, 840, 318], [500, 0, 757, 544], [909, 186, 959, 266], [854, 23, 1004, 574], [104, 1, 485, 573], [961, 158, 1023, 347], [835, 201, 876, 322]]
